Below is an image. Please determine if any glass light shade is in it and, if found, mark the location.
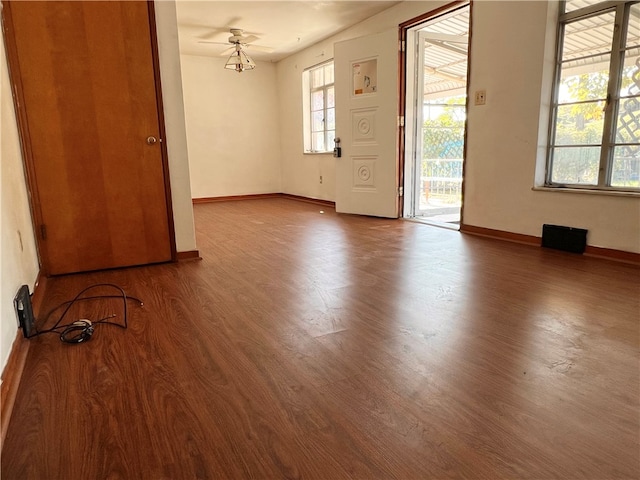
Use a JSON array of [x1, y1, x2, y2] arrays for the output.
[[224, 48, 256, 72]]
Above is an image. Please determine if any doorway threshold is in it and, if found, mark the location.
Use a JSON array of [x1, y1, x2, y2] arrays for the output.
[[404, 217, 460, 231]]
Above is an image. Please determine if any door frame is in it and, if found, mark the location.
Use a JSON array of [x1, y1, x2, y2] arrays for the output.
[[399, 0, 472, 224], [1, 0, 177, 274]]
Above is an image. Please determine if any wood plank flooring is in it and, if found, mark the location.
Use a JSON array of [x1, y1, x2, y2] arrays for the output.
[[2, 198, 639, 479]]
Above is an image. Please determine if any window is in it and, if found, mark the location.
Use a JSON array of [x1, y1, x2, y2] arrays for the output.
[[547, 1, 639, 191], [303, 61, 335, 153]]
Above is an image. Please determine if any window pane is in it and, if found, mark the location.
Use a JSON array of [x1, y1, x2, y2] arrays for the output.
[[550, 146, 600, 184], [620, 47, 639, 98], [553, 101, 605, 145], [548, 2, 638, 191], [615, 95, 640, 143], [324, 63, 334, 85], [312, 132, 325, 152], [312, 111, 324, 132], [558, 65, 609, 103], [563, 0, 602, 14], [562, 11, 615, 61], [311, 68, 324, 88], [304, 62, 334, 154], [327, 86, 335, 108], [326, 107, 335, 130], [611, 145, 640, 187], [311, 90, 324, 111], [626, 4, 640, 48], [327, 130, 336, 150]]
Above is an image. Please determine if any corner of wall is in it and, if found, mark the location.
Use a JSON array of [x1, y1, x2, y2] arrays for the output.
[[0, 29, 40, 373], [153, 0, 197, 252]]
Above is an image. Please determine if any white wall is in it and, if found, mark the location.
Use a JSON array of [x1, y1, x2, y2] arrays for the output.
[[181, 55, 282, 199], [0, 29, 40, 372], [154, 0, 197, 252], [464, 1, 640, 253], [277, 1, 450, 202], [275, 0, 639, 253]]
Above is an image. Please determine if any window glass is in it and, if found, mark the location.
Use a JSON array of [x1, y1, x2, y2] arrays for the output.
[[620, 51, 640, 98], [326, 108, 335, 131], [625, 4, 640, 48], [561, 12, 615, 61], [311, 91, 324, 111], [324, 63, 334, 84], [554, 102, 605, 145], [563, 0, 603, 13], [327, 86, 335, 108], [303, 61, 335, 153], [615, 98, 640, 144], [547, 1, 639, 191], [611, 145, 640, 187], [312, 132, 325, 152], [312, 111, 324, 132], [558, 66, 609, 103], [550, 147, 600, 184], [612, 5, 640, 188], [311, 68, 324, 88], [327, 130, 336, 149]]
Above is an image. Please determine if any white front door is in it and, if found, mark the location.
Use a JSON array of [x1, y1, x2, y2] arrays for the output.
[[334, 28, 399, 218]]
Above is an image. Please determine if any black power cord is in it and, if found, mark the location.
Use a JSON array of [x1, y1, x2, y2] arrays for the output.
[[31, 283, 143, 344]]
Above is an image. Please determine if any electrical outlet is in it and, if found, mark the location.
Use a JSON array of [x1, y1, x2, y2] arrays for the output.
[[14, 285, 35, 338], [475, 90, 486, 105]]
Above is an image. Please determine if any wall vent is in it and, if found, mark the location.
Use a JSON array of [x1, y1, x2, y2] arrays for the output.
[[541, 224, 587, 254]]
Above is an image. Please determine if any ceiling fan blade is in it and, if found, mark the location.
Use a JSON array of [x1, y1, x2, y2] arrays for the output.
[[198, 31, 225, 41], [218, 46, 236, 57], [197, 41, 231, 46], [183, 16, 245, 40], [181, 24, 227, 40], [245, 44, 275, 53], [241, 34, 259, 44]]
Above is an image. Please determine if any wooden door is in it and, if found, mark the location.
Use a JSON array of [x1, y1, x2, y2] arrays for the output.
[[3, 0, 174, 275], [334, 29, 400, 218]]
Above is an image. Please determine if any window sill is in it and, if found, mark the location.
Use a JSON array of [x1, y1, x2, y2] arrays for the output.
[[303, 151, 334, 156], [532, 186, 640, 198]]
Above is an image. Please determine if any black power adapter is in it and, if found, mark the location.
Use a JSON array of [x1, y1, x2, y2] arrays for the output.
[[13, 283, 141, 344], [14, 285, 36, 338]]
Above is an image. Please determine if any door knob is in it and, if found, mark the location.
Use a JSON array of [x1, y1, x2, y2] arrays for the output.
[[146, 136, 158, 145]]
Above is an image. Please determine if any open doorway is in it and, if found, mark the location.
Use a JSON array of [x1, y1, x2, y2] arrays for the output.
[[403, 3, 470, 228]]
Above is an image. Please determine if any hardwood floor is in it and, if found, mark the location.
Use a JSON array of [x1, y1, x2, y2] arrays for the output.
[[2, 198, 639, 479]]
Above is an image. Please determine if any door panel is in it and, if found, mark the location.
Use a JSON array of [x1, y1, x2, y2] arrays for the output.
[[5, 1, 172, 274], [334, 28, 399, 218]]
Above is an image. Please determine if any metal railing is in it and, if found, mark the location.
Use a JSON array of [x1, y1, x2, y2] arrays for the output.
[[421, 159, 463, 205]]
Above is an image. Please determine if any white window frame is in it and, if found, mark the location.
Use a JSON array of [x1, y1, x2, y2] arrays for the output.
[[302, 60, 335, 154], [546, 0, 639, 192]]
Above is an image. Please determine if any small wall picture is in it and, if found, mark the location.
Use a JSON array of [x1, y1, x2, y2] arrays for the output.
[[353, 59, 377, 95]]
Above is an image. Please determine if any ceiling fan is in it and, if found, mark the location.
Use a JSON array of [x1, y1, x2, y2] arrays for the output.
[[198, 28, 274, 56], [198, 28, 274, 73]]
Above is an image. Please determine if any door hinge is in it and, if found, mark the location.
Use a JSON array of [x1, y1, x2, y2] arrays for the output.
[[397, 116, 405, 127], [399, 40, 405, 52], [397, 186, 404, 197], [40, 224, 47, 240]]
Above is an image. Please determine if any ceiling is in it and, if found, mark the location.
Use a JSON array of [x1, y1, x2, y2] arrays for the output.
[[175, 1, 400, 62], [418, 6, 469, 98]]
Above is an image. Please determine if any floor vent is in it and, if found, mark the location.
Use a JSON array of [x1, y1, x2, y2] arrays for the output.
[[542, 224, 587, 254]]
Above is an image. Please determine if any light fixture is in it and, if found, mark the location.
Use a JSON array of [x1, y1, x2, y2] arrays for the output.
[[224, 44, 256, 73]]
